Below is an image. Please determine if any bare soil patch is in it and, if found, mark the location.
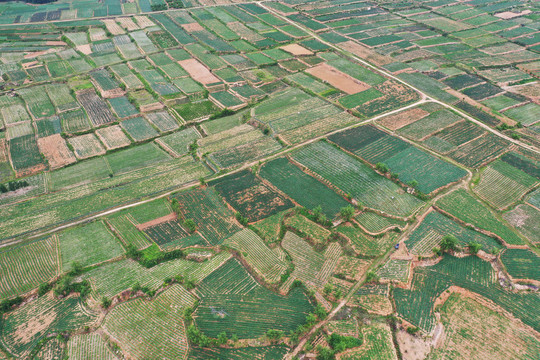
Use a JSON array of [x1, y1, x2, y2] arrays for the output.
[[306, 63, 371, 94], [182, 22, 204, 32], [136, 213, 177, 230], [281, 43, 313, 56], [378, 107, 430, 130], [340, 40, 394, 66], [178, 59, 220, 85], [37, 134, 76, 169]]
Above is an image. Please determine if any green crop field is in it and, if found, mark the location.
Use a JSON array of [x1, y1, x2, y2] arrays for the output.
[[1, 295, 96, 358], [0, 237, 59, 300], [474, 160, 538, 210], [58, 220, 124, 272], [104, 284, 195, 359], [500, 249, 540, 282], [340, 323, 398, 360], [336, 224, 398, 257], [173, 188, 241, 245], [260, 158, 349, 218], [189, 345, 289, 359], [18, 85, 55, 119], [356, 212, 406, 233], [223, 229, 287, 283], [67, 333, 117, 360], [121, 117, 159, 142], [405, 211, 502, 256], [394, 254, 540, 333], [105, 143, 171, 175], [212, 170, 294, 222], [144, 219, 208, 249], [377, 259, 410, 283], [436, 189, 525, 245], [284, 214, 331, 246], [195, 258, 313, 338], [291, 142, 423, 217]]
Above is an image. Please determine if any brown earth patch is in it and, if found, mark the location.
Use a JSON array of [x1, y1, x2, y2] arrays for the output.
[[76, 44, 92, 55], [378, 107, 430, 130], [136, 213, 177, 230], [182, 22, 204, 32], [339, 40, 394, 66], [37, 134, 76, 170], [306, 63, 370, 94], [280, 43, 313, 56], [178, 59, 220, 85]]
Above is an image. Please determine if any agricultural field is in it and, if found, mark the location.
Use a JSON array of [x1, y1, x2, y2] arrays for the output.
[[212, 169, 294, 222], [0, 1, 539, 359]]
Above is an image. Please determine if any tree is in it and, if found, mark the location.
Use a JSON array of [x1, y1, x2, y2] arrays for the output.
[[375, 162, 389, 173], [440, 234, 459, 252], [323, 283, 334, 296], [468, 241, 482, 254], [409, 180, 418, 189], [365, 271, 379, 283], [231, 334, 239, 343], [316, 345, 335, 360], [266, 329, 284, 343], [340, 205, 355, 222], [101, 297, 111, 309], [217, 331, 228, 345], [312, 205, 325, 223], [184, 219, 197, 233]]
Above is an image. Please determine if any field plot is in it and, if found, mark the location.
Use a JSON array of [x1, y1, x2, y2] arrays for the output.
[[145, 111, 179, 132], [281, 231, 341, 290], [437, 189, 524, 245], [195, 258, 313, 338], [377, 107, 429, 130], [306, 63, 370, 94], [121, 116, 159, 141], [336, 224, 397, 257], [8, 135, 44, 174], [95, 125, 131, 150], [144, 219, 207, 249], [286, 213, 330, 243], [189, 345, 289, 359], [355, 212, 406, 233], [105, 143, 170, 175], [18, 85, 55, 119], [397, 109, 463, 141], [377, 259, 410, 283], [110, 63, 144, 90], [474, 160, 538, 209], [155, 127, 200, 157], [90, 69, 122, 98], [424, 120, 485, 153], [447, 133, 509, 168], [430, 293, 539, 360], [59, 109, 92, 134], [35, 116, 62, 138], [178, 58, 220, 85], [503, 204, 539, 244], [174, 100, 219, 122], [67, 333, 117, 360], [500, 249, 540, 282], [0, 237, 58, 300], [209, 135, 282, 170], [340, 323, 396, 360], [68, 134, 106, 159], [173, 187, 241, 245], [223, 229, 287, 283], [406, 211, 502, 256], [7, 122, 34, 140], [37, 134, 76, 169], [108, 96, 138, 118], [395, 254, 540, 333], [33, 338, 64, 360], [292, 142, 422, 217], [76, 89, 116, 126], [503, 103, 540, 127], [260, 158, 348, 218], [58, 220, 123, 272], [1, 104, 31, 125], [46, 83, 80, 112], [1, 294, 96, 358], [82, 252, 230, 300], [104, 284, 195, 360], [212, 170, 293, 222]]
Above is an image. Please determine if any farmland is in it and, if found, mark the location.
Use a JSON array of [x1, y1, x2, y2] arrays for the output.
[[0, 1, 538, 359]]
